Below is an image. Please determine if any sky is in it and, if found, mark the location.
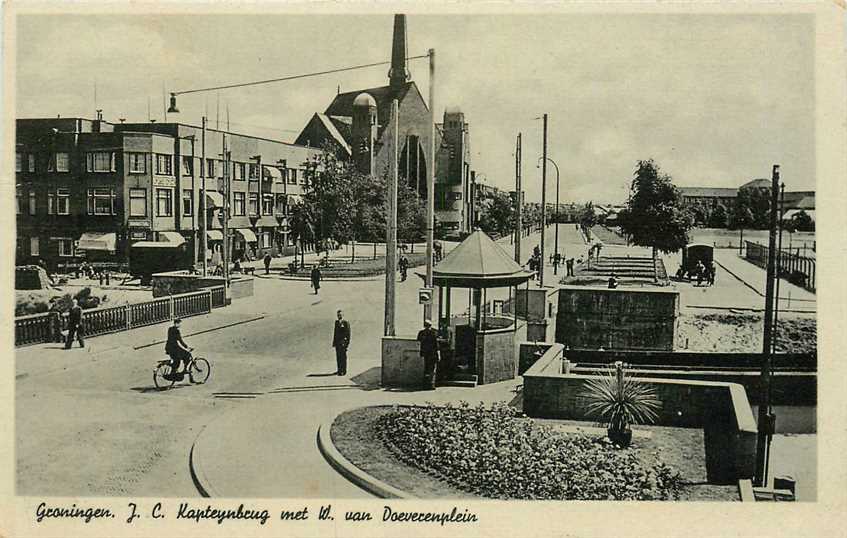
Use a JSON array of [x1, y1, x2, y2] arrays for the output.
[[15, 12, 815, 204]]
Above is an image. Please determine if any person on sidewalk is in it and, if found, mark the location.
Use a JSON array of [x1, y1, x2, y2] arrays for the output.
[[566, 257, 575, 277], [552, 252, 562, 275], [165, 318, 192, 379], [398, 255, 409, 281], [332, 310, 351, 376], [607, 274, 619, 289], [695, 260, 705, 287], [263, 252, 272, 275], [417, 319, 439, 390], [311, 265, 322, 294], [64, 298, 85, 349], [708, 260, 717, 286]]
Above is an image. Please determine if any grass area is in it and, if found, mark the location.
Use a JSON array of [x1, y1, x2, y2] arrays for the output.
[[331, 405, 739, 501], [290, 252, 428, 278], [678, 311, 816, 353]]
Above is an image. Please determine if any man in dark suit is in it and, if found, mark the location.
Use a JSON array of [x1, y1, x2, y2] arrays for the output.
[[417, 319, 439, 390], [64, 298, 85, 349], [165, 318, 192, 379], [332, 309, 350, 376]]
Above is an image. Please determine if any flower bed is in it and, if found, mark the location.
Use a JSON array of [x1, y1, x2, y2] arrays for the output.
[[377, 402, 684, 500]]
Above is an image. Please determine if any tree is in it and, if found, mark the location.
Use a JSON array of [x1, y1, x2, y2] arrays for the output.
[[735, 184, 771, 229], [578, 202, 597, 231], [707, 203, 729, 229], [476, 190, 515, 238], [617, 159, 693, 259], [790, 210, 814, 232]]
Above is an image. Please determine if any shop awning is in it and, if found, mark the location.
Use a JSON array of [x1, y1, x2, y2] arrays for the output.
[[205, 191, 224, 209], [256, 216, 278, 227], [207, 230, 224, 241], [263, 166, 282, 181], [77, 232, 116, 252], [158, 231, 186, 245], [236, 228, 258, 243]]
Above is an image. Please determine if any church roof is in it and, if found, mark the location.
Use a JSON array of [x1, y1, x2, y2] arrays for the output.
[[433, 229, 533, 288], [313, 113, 352, 156], [325, 82, 416, 119]]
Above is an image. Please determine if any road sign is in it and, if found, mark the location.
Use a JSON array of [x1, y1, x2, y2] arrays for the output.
[[418, 287, 433, 305]]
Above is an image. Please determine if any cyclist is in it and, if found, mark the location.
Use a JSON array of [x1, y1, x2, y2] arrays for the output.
[[165, 318, 192, 380]]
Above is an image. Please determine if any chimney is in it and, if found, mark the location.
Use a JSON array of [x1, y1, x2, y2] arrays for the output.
[[388, 14, 410, 90]]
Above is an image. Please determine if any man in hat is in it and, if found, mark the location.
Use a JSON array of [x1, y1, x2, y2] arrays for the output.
[[332, 309, 351, 376], [417, 319, 440, 390]]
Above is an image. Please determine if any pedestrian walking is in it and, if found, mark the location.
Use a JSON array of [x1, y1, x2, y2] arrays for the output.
[[398, 255, 409, 281], [552, 252, 562, 275], [332, 309, 351, 376], [566, 257, 575, 276], [64, 298, 84, 349], [416, 319, 439, 390], [310, 265, 322, 294], [263, 252, 272, 275]]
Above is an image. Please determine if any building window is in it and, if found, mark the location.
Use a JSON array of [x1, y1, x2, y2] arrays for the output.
[[55, 152, 70, 172], [261, 231, 272, 248], [276, 194, 287, 215], [28, 154, 36, 172], [233, 192, 246, 216], [129, 188, 147, 217], [218, 160, 225, 178], [58, 238, 74, 257], [30, 237, 40, 257], [29, 191, 37, 215], [56, 189, 70, 215], [206, 158, 215, 178], [86, 151, 116, 172], [156, 154, 173, 175], [262, 194, 274, 215], [248, 193, 259, 215], [249, 163, 259, 180], [234, 162, 246, 181], [182, 189, 193, 216], [128, 153, 146, 173], [288, 169, 297, 185], [156, 188, 173, 216], [16, 153, 22, 172], [182, 156, 193, 176], [87, 188, 116, 215], [48, 192, 55, 215]]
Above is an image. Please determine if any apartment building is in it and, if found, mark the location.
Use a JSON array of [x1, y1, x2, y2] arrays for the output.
[[15, 117, 321, 271]]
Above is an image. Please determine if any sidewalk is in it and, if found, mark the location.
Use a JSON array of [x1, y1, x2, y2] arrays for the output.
[[190, 375, 522, 498], [15, 308, 264, 379], [713, 250, 816, 303]]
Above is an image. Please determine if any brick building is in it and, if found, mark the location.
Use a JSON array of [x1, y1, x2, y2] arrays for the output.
[[15, 117, 320, 271], [295, 14, 472, 234]]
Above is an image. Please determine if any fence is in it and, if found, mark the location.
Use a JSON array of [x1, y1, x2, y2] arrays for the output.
[[745, 241, 815, 292], [14, 285, 226, 347]]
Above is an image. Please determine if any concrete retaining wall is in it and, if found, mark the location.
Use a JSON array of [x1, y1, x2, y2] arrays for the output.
[[556, 286, 679, 351], [476, 328, 516, 385], [523, 345, 758, 484], [152, 272, 227, 297]]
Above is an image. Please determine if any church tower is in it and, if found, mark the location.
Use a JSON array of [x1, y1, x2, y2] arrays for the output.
[[387, 14, 410, 90], [352, 93, 378, 175]]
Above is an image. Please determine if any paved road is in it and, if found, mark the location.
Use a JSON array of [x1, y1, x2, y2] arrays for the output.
[[15, 270, 426, 497]]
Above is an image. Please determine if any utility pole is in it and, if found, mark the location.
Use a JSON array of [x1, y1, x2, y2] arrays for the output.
[[755, 164, 780, 487], [515, 133, 522, 264], [540, 113, 548, 287], [424, 48, 435, 323], [385, 99, 399, 336], [222, 134, 230, 295], [201, 117, 208, 276]]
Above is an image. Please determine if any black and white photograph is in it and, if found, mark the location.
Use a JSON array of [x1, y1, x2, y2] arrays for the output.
[[3, 3, 846, 537]]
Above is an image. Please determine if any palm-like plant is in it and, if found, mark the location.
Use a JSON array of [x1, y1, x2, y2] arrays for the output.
[[578, 361, 661, 447]]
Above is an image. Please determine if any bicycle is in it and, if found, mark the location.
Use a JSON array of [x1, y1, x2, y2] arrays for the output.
[[153, 350, 211, 390]]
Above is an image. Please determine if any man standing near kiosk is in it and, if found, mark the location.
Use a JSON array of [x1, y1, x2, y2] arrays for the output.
[[417, 319, 439, 390]]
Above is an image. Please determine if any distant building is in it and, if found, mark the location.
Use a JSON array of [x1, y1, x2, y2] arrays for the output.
[[679, 178, 814, 223], [295, 14, 472, 234], [15, 116, 320, 271]]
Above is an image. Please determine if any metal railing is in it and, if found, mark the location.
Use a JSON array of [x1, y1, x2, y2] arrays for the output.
[[745, 241, 815, 292], [14, 285, 226, 347]]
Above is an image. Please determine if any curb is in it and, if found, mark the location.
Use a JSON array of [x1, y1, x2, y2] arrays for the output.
[[132, 315, 265, 350], [317, 415, 413, 499], [189, 424, 216, 498], [262, 274, 385, 282]]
